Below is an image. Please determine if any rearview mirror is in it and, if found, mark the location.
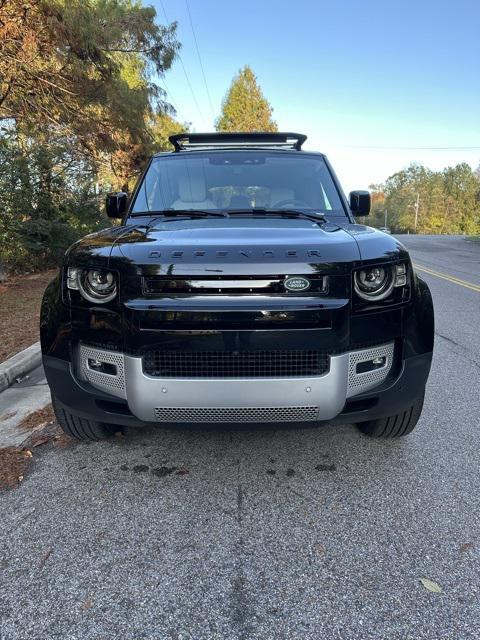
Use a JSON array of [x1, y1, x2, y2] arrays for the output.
[[349, 190, 371, 217], [106, 192, 128, 219]]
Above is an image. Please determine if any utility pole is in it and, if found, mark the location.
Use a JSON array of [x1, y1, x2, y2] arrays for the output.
[[414, 193, 420, 232]]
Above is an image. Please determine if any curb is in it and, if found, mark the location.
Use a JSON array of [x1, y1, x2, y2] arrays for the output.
[[0, 342, 42, 392], [0, 385, 51, 449]]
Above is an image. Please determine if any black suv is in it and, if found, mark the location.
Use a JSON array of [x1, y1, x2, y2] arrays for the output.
[[41, 132, 434, 440]]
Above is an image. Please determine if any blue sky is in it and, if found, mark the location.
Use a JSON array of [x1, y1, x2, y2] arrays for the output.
[[152, 0, 480, 192]]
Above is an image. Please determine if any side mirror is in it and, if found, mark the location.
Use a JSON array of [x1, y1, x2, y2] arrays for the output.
[[349, 190, 371, 217], [106, 192, 128, 219]]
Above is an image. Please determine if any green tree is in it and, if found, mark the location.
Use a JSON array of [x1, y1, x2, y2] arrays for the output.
[[442, 163, 480, 234], [368, 184, 387, 228], [0, 128, 107, 271], [370, 163, 480, 235], [0, 0, 185, 274], [216, 66, 277, 132], [0, 0, 180, 185], [150, 112, 188, 152]]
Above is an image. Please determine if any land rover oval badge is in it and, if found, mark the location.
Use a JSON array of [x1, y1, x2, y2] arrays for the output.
[[284, 276, 311, 292]]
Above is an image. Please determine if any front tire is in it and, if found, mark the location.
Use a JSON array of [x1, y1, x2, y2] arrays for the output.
[[52, 396, 116, 441], [356, 392, 425, 438]]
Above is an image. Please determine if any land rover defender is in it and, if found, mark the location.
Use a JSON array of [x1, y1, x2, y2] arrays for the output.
[[40, 132, 434, 440]]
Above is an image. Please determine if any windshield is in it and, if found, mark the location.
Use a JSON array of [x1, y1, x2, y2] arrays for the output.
[[131, 151, 346, 217]]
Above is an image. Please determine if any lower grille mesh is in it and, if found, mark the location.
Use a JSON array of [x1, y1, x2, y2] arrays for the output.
[[143, 350, 330, 378], [154, 406, 319, 423]]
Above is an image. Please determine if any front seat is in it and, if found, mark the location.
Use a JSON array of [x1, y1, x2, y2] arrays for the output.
[[229, 195, 251, 209], [172, 173, 216, 210]]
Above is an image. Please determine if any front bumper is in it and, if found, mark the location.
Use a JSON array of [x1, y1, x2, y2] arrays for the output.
[[79, 342, 394, 423], [44, 350, 432, 428], [42, 342, 435, 427]]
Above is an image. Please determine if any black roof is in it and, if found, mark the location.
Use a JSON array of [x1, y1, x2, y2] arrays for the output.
[[168, 132, 307, 152]]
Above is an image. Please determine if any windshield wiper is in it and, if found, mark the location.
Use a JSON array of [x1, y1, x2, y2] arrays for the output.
[[163, 209, 229, 218], [131, 209, 230, 230], [228, 208, 327, 225], [133, 209, 229, 219], [132, 208, 326, 228]]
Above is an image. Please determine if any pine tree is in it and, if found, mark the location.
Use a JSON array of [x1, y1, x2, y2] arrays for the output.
[[0, 0, 180, 180], [215, 66, 277, 132]]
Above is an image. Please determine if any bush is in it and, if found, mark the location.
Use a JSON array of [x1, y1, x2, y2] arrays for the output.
[[0, 133, 110, 274]]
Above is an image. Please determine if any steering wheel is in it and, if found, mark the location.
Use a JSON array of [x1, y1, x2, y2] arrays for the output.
[[272, 199, 311, 210]]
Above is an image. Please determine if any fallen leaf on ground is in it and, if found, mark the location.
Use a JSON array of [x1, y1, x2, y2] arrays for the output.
[[314, 543, 326, 555], [459, 542, 474, 552], [18, 405, 55, 431], [420, 578, 443, 593], [32, 437, 50, 448], [0, 411, 17, 422], [24, 420, 70, 450], [81, 595, 94, 611], [39, 548, 53, 567], [53, 433, 71, 448], [0, 448, 32, 490]]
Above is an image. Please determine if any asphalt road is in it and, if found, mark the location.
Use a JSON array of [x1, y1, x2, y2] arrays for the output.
[[1, 235, 479, 640]]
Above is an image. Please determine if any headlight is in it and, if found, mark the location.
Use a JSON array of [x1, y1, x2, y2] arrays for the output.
[[67, 267, 117, 303], [354, 263, 406, 301]]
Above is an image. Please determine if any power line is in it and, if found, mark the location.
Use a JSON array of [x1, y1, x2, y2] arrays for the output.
[[328, 144, 480, 151], [185, 0, 215, 120], [159, 76, 184, 121], [176, 56, 206, 123], [159, 0, 205, 123]]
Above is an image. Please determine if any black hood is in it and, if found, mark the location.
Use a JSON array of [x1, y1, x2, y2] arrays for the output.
[[66, 218, 407, 276]]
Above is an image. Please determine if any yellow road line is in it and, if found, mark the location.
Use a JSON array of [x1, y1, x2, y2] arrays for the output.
[[413, 263, 480, 293]]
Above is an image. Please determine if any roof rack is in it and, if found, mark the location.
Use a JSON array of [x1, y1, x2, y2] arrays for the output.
[[169, 132, 307, 152]]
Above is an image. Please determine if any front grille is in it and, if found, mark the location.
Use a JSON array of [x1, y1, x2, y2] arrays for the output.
[[154, 406, 319, 423], [143, 350, 330, 378], [143, 274, 327, 296]]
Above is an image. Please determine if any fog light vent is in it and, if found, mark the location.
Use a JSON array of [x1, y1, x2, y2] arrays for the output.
[[79, 344, 126, 399], [347, 343, 394, 398], [88, 358, 117, 375], [356, 356, 386, 374]]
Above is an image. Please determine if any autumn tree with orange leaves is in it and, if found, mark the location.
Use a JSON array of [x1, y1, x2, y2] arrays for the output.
[[0, 0, 184, 271]]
